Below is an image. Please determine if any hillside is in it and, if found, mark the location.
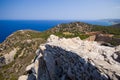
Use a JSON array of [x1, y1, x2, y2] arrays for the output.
[[48, 22, 92, 33], [46, 22, 93, 39], [0, 21, 120, 80], [47, 22, 120, 46], [19, 35, 120, 80], [0, 30, 47, 79], [111, 23, 120, 28]]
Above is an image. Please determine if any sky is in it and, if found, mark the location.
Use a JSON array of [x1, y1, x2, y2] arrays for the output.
[[0, 0, 120, 20]]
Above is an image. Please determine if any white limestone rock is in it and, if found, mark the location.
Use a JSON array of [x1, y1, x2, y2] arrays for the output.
[[47, 34, 59, 43], [19, 35, 120, 80], [18, 75, 28, 80], [4, 48, 18, 64], [26, 63, 34, 72]]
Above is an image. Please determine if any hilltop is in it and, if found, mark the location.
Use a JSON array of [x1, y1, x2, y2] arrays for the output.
[[0, 21, 120, 80], [19, 35, 120, 80], [47, 22, 120, 46]]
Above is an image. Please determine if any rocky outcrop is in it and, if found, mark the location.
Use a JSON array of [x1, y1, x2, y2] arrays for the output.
[[19, 35, 120, 80], [95, 34, 120, 46], [0, 48, 18, 66], [85, 35, 96, 41]]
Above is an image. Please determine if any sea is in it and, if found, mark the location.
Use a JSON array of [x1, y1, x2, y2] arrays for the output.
[[0, 20, 112, 43]]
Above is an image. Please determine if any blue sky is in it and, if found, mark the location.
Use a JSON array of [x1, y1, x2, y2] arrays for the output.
[[0, 0, 120, 20]]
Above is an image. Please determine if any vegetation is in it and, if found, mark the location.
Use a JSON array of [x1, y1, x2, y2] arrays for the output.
[[113, 35, 120, 38], [54, 32, 89, 39], [0, 22, 120, 80], [0, 30, 47, 80], [90, 25, 120, 46], [109, 40, 118, 46], [92, 25, 120, 38], [0, 72, 4, 80], [10, 75, 17, 80]]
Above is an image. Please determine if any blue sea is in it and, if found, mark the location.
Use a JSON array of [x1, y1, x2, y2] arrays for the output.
[[0, 20, 112, 43]]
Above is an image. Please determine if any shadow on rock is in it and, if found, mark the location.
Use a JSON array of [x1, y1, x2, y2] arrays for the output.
[[27, 73, 36, 80], [36, 45, 108, 80]]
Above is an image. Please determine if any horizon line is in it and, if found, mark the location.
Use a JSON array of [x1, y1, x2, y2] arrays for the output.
[[0, 18, 120, 21]]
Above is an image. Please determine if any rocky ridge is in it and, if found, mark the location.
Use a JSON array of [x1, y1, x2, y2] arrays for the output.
[[19, 35, 120, 80]]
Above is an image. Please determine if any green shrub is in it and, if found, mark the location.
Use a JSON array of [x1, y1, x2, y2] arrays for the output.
[[10, 75, 17, 80], [0, 73, 4, 80]]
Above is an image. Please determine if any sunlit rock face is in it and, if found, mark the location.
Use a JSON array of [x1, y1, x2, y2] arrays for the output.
[[19, 35, 120, 80], [0, 48, 18, 66]]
